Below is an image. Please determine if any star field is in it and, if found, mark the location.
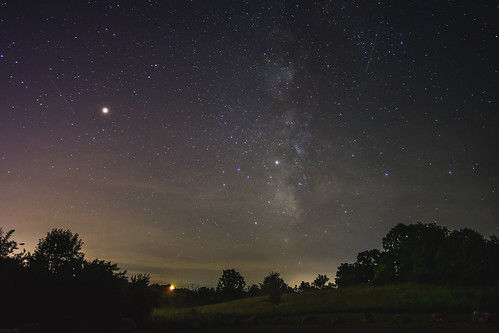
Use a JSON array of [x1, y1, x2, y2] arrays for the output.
[[1, 0, 497, 286]]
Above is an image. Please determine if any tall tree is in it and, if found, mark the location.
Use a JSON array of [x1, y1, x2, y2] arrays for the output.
[[260, 271, 288, 293], [436, 228, 487, 284], [216, 269, 246, 300], [380, 222, 448, 283], [335, 263, 362, 287], [30, 228, 84, 277], [260, 271, 289, 303], [355, 249, 380, 283]]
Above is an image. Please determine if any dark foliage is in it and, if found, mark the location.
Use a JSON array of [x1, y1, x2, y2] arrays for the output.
[[173, 286, 219, 306], [0, 228, 19, 258], [0, 228, 159, 331], [335, 250, 380, 287], [312, 274, 330, 289], [260, 271, 290, 303], [216, 269, 246, 300], [29, 228, 85, 278], [298, 281, 314, 292], [193, 286, 218, 304], [246, 283, 260, 297], [335, 222, 499, 287]]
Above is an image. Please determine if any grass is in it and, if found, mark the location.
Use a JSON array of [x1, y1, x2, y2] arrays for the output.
[[148, 284, 498, 331]]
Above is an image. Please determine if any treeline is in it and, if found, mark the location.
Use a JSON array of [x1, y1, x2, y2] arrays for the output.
[[335, 222, 499, 287], [3, 222, 497, 329], [0, 228, 157, 330], [152, 269, 332, 307], [0, 227, 332, 329]]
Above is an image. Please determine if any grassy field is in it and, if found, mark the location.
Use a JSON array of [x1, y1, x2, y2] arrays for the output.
[[147, 284, 498, 332]]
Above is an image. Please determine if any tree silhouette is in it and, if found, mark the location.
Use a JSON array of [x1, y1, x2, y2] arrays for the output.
[[0, 229, 28, 328], [312, 274, 330, 289], [30, 228, 84, 277], [0, 227, 165, 329], [335, 262, 363, 287], [355, 249, 380, 283], [130, 273, 151, 288], [298, 281, 313, 292], [379, 223, 448, 283], [400, 223, 448, 282], [261, 271, 288, 292], [260, 271, 288, 303], [216, 269, 246, 300], [80, 258, 127, 285], [436, 228, 489, 284], [247, 284, 260, 297], [335, 250, 380, 287], [0, 228, 19, 258], [336, 222, 498, 287]]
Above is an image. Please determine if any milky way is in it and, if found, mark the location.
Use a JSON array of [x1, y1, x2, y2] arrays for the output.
[[1, 1, 497, 286]]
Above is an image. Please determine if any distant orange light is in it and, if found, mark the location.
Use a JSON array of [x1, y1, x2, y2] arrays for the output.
[[169, 285, 175, 291]]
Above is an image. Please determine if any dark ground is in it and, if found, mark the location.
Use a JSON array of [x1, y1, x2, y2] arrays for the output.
[[138, 312, 497, 333]]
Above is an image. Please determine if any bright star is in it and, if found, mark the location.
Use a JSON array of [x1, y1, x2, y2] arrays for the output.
[[102, 107, 109, 114]]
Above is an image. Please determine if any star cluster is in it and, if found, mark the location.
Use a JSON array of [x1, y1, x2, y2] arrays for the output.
[[1, 0, 497, 286]]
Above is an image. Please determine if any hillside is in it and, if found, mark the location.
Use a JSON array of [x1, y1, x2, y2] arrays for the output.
[[149, 284, 498, 331]]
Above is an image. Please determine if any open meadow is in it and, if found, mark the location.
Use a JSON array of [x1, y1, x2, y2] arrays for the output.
[[145, 284, 498, 332]]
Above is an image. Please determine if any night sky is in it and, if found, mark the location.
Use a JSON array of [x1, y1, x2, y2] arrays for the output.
[[1, 1, 498, 287]]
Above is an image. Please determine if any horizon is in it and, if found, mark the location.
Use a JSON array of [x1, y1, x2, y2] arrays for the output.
[[7, 220, 497, 289]]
